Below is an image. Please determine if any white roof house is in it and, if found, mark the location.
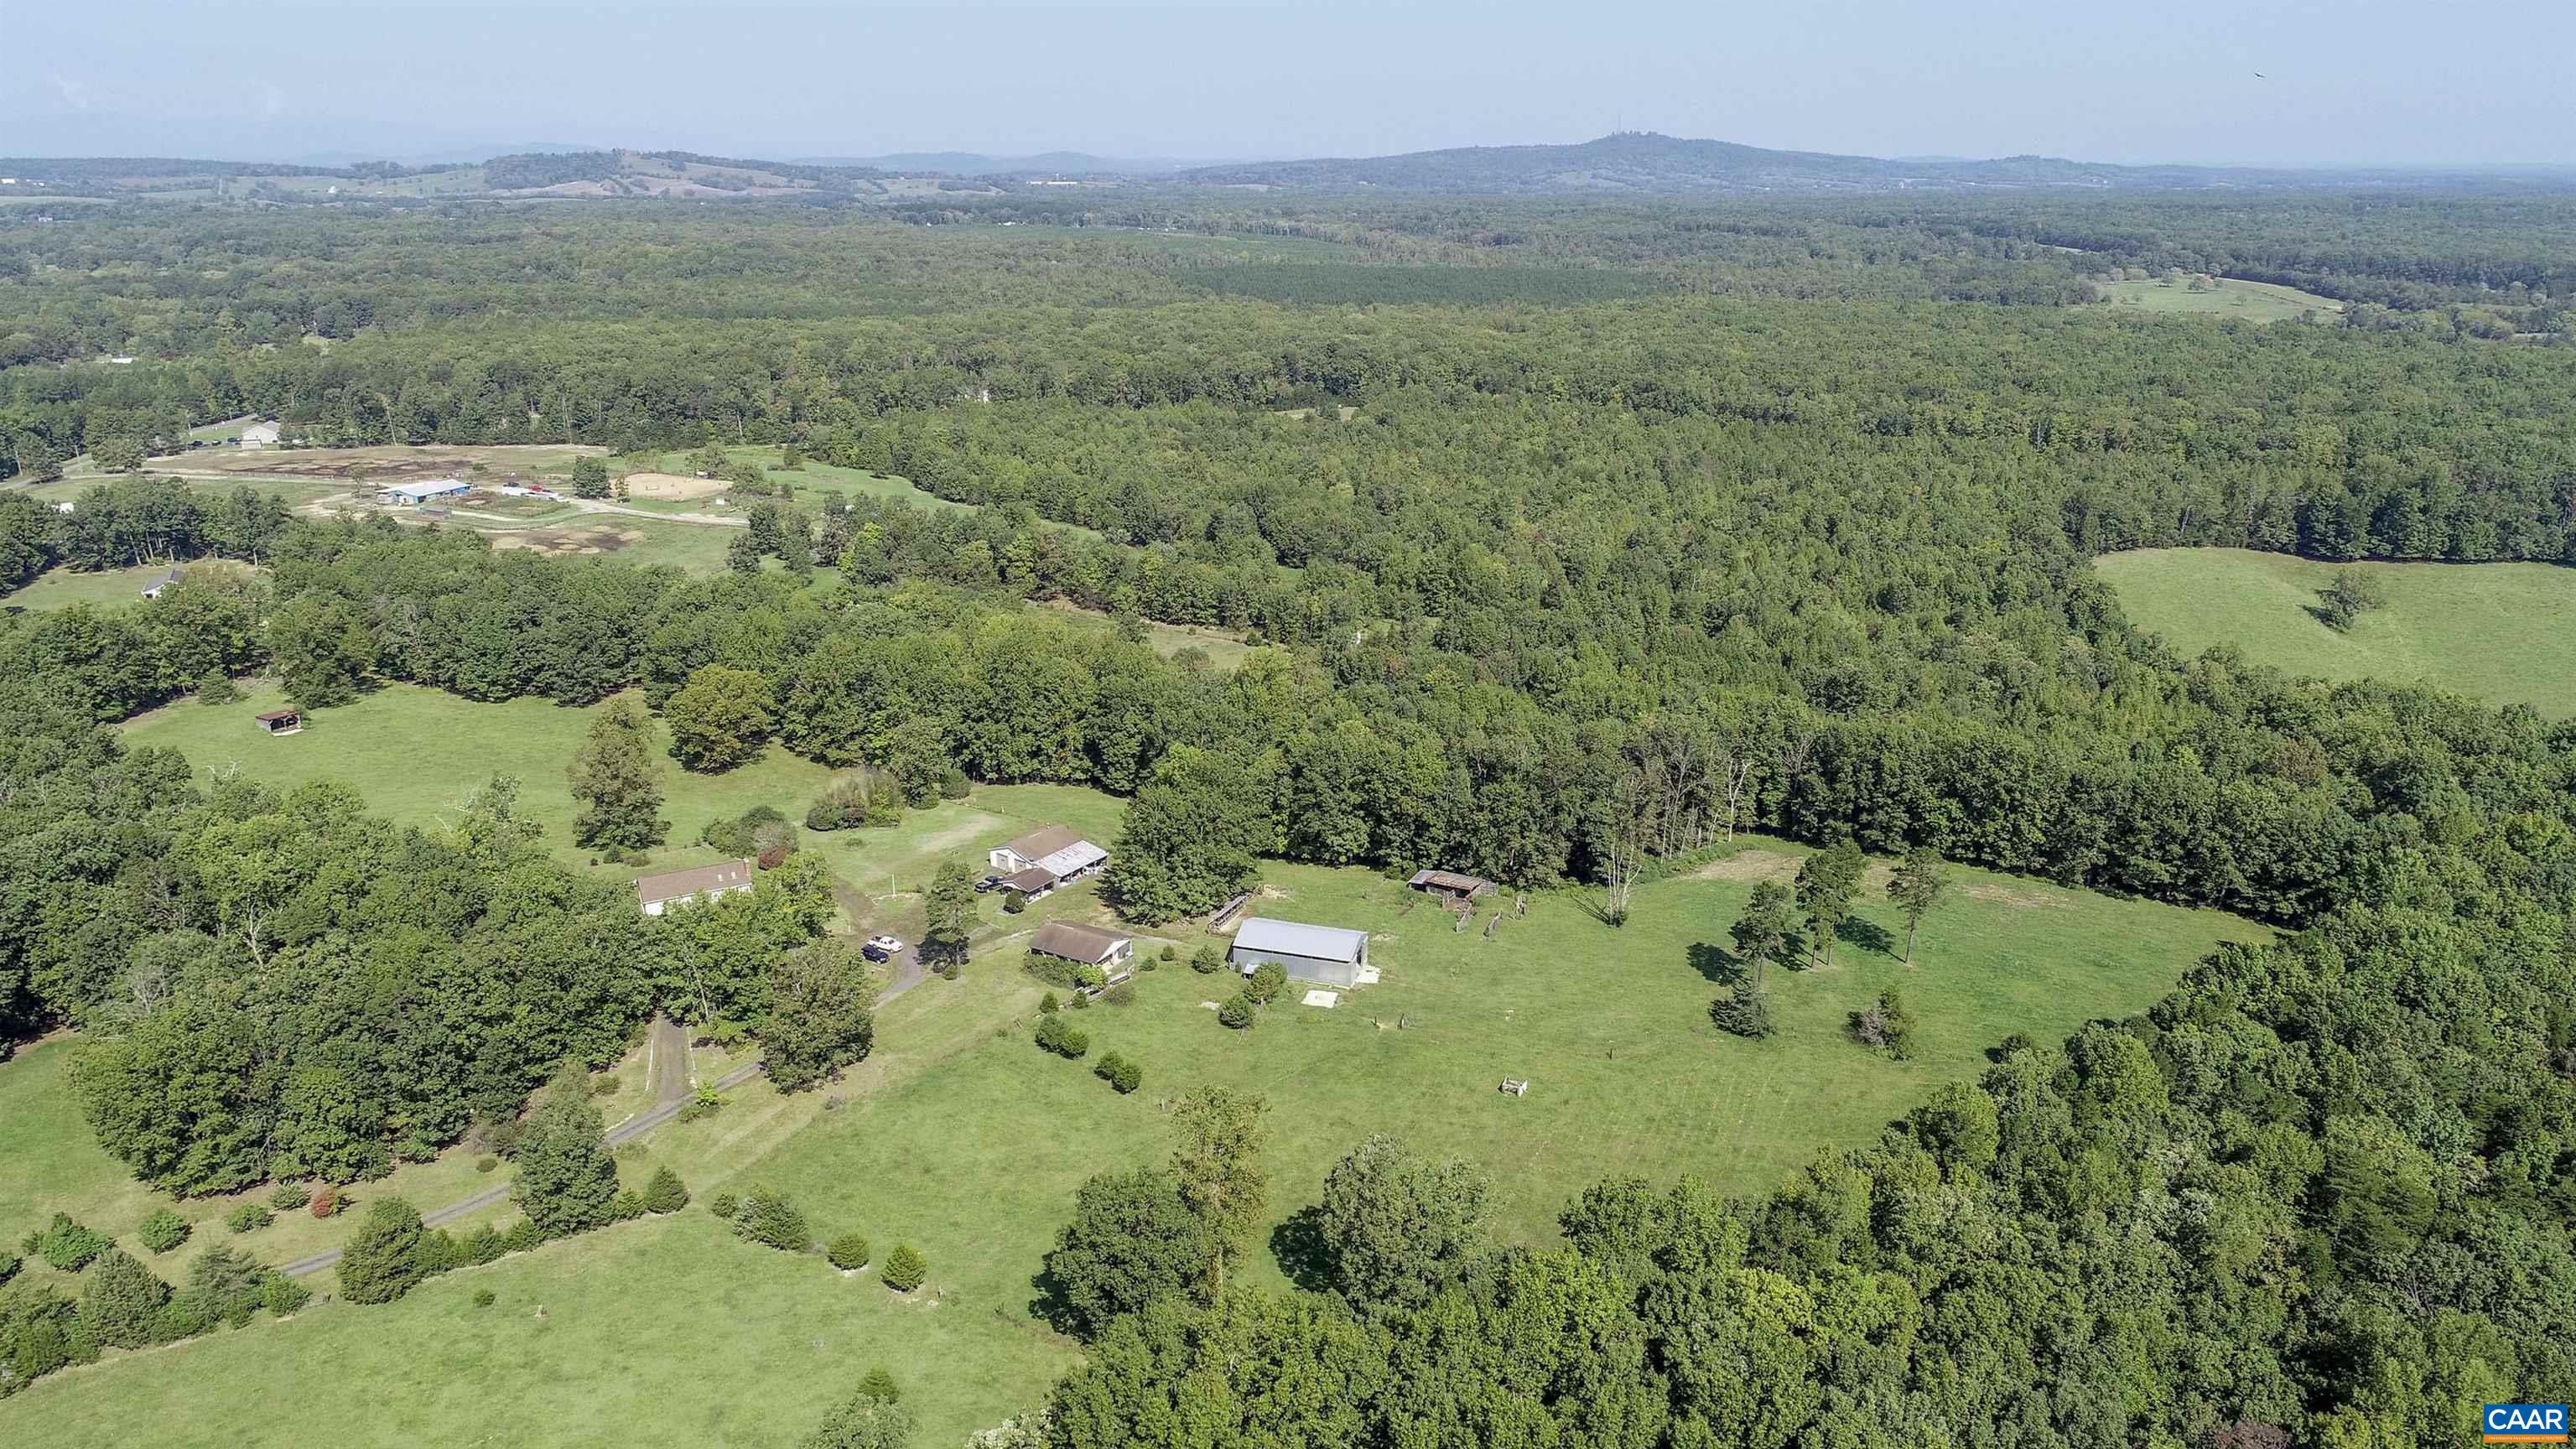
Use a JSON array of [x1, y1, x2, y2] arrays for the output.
[[385, 478, 471, 505], [989, 826, 1109, 880], [238, 422, 279, 449]]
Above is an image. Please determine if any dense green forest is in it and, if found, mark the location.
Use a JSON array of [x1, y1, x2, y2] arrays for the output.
[[5, 190, 2575, 1441]]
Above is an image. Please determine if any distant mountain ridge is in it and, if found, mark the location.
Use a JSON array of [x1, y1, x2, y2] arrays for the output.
[[1180, 131, 2568, 194], [797, 150, 1219, 176]]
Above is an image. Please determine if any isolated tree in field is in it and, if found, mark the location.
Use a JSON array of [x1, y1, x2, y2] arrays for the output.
[[799, 1385, 916, 1449], [1318, 1134, 1492, 1311], [1039, 1168, 1213, 1336], [828, 1233, 871, 1270], [664, 663, 775, 771], [1728, 880, 1798, 989], [880, 1243, 927, 1293], [733, 1186, 811, 1251], [77, 1247, 171, 1348], [1887, 845, 1950, 964], [2318, 569, 2387, 631], [569, 454, 610, 499], [512, 1063, 621, 1235], [570, 694, 667, 853], [1794, 840, 1866, 966], [922, 859, 978, 966], [640, 1166, 690, 1214], [1170, 1085, 1268, 1297], [1850, 987, 1918, 1059], [763, 937, 877, 1090], [337, 1197, 429, 1304]]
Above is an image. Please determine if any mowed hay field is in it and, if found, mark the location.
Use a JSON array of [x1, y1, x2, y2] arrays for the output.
[[0, 835, 2257, 1446], [2099, 547, 2576, 716], [2090, 275, 2343, 322]]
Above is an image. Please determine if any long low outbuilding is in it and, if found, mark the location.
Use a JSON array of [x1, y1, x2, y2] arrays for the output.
[[1229, 916, 1370, 989]]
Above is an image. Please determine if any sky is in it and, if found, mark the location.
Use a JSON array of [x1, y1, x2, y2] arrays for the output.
[[8, 0, 2573, 168]]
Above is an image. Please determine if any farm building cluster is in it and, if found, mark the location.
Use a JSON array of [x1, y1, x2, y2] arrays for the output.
[[984, 826, 1110, 901]]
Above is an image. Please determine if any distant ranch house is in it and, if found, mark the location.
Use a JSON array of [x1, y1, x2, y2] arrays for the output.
[[383, 478, 471, 507], [237, 422, 279, 450], [1031, 920, 1135, 984], [636, 859, 755, 916], [987, 825, 1109, 898], [1229, 917, 1370, 989]]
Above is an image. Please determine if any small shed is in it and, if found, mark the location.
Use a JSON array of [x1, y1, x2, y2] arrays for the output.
[[139, 566, 183, 600], [1031, 920, 1135, 981], [1408, 869, 1498, 905], [1230, 917, 1370, 989], [252, 709, 303, 735]]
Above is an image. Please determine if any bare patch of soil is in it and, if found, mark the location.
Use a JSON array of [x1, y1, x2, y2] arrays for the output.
[[623, 471, 731, 501], [1690, 849, 1801, 883]]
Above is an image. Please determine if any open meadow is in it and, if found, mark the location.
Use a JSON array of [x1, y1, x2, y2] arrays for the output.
[[2088, 274, 2343, 321], [2099, 547, 2576, 715], [2, 808, 2262, 1444]]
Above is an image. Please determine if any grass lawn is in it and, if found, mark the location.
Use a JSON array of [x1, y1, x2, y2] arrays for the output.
[[2098, 547, 2576, 715], [2090, 276, 2342, 322], [1026, 599, 1259, 672]]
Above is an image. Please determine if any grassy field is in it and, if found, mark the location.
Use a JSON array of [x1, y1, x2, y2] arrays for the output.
[[2, 824, 2255, 1445], [2098, 547, 2576, 715], [2089, 275, 2342, 322]]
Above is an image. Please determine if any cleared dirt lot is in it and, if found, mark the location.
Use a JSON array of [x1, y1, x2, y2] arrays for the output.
[[621, 471, 730, 501]]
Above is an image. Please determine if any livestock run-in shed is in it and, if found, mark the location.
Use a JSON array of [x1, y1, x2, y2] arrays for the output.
[[1407, 869, 1498, 905], [252, 709, 303, 735], [1229, 917, 1370, 989]]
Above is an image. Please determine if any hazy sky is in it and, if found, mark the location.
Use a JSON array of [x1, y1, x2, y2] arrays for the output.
[[9, 0, 2573, 167]]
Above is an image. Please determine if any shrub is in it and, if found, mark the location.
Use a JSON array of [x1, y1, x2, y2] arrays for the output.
[[309, 1185, 340, 1218], [1218, 994, 1256, 1031], [734, 1186, 810, 1252], [828, 1233, 872, 1270], [180, 1245, 270, 1328], [225, 1202, 273, 1234], [196, 671, 238, 706], [1191, 943, 1225, 974], [1244, 963, 1287, 1005], [1022, 951, 1078, 988], [709, 1192, 742, 1220], [1067, 991, 1090, 1010], [1072, 964, 1108, 992], [938, 772, 971, 801], [269, 1182, 312, 1211], [593, 1075, 621, 1096], [135, 1208, 191, 1255], [1850, 987, 1918, 1058], [262, 1273, 312, 1317], [1159, 943, 1177, 963], [473, 1287, 496, 1308], [1034, 1014, 1090, 1059], [640, 1166, 689, 1214], [335, 1199, 429, 1306], [500, 1218, 547, 1254], [1038, 991, 1059, 1015], [678, 1084, 726, 1122], [1711, 981, 1773, 1039], [1001, 889, 1028, 914], [0, 1253, 18, 1285], [608, 1191, 646, 1222], [1103, 982, 1136, 1007], [460, 1223, 506, 1265], [858, 1366, 901, 1403], [476, 1156, 501, 1174], [880, 1243, 927, 1293], [22, 1213, 110, 1272], [1092, 1053, 1143, 1093]]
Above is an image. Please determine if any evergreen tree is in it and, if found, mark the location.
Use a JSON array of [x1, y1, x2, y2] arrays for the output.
[[828, 1233, 872, 1270], [640, 1166, 689, 1214], [571, 694, 667, 853], [1728, 880, 1798, 990], [336, 1198, 430, 1305], [1794, 840, 1865, 966], [921, 859, 977, 967], [799, 1387, 916, 1449], [77, 1248, 171, 1349], [880, 1243, 927, 1293], [733, 1186, 809, 1252], [569, 455, 610, 499], [136, 1208, 190, 1254], [511, 1064, 621, 1236], [1886, 845, 1950, 964]]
